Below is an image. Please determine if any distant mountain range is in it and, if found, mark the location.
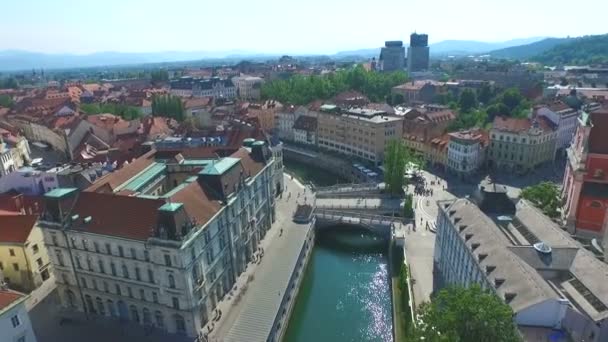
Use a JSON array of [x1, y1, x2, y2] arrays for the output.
[[486, 37, 573, 59], [533, 34, 608, 65], [1, 35, 604, 71], [334, 37, 549, 58], [430, 37, 548, 55], [0, 50, 276, 71]]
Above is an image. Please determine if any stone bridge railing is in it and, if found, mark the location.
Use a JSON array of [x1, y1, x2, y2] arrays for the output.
[[314, 208, 401, 237], [315, 182, 381, 194]]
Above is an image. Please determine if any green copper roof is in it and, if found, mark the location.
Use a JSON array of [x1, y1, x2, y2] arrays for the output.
[[320, 104, 337, 111], [199, 157, 240, 176], [181, 159, 214, 166], [118, 162, 167, 192], [159, 202, 183, 212], [45, 188, 78, 198]]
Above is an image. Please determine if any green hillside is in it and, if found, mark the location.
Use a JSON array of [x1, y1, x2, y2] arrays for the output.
[[532, 34, 608, 65], [488, 37, 571, 59]]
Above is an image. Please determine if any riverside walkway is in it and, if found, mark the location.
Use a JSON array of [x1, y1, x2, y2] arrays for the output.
[[208, 174, 314, 342]]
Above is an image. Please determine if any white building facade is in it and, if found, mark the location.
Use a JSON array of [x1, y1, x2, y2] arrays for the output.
[[39, 144, 278, 338], [0, 290, 38, 342], [536, 105, 579, 150], [275, 105, 303, 142], [434, 187, 608, 342], [0, 135, 31, 178], [447, 130, 486, 178], [232, 76, 264, 100]]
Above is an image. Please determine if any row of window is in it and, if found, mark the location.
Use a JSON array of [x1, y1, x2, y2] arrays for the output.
[[6, 244, 39, 257], [492, 133, 554, 145], [51, 234, 179, 268], [318, 140, 376, 160], [76, 292, 186, 334], [54, 249, 178, 287]]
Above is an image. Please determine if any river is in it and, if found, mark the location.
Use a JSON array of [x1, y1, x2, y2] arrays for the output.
[[283, 159, 394, 342]]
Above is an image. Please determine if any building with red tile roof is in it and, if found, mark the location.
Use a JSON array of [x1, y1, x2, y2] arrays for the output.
[[0, 215, 50, 292], [562, 106, 608, 236], [447, 129, 489, 178], [38, 140, 280, 337], [391, 80, 446, 105], [489, 116, 557, 173]]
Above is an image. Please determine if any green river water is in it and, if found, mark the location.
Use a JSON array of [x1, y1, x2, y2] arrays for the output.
[[283, 158, 394, 342]]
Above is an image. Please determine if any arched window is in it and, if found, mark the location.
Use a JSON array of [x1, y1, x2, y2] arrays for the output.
[[107, 300, 116, 317], [142, 308, 151, 325], [174, 314, 186, 334], [122, 264, 129, 279], [84, 295, 95, 314], [168, 274, 176, 289], [96, 297, 105, 315], [66, 290, 77, 308], [130, 305, 140, 323], [155, 311, 164, 329]]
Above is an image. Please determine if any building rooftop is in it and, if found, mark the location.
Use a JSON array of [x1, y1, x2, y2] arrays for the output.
[[319, 104, 337, 112], [158, 202, 184, 212], [439, 196, 608, 322], [0, 290, 24, 312], [44, 188, 78, 198], [69, 192, 165, 241], [49, 145, 269, 242], [115, 162, 167, 192], [448, 129, 486, 143], [199, 157, 240, 176], [0, 215, 37, 244]]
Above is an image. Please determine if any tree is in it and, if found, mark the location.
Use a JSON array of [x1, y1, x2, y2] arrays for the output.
[[261, 65, 408, 105], [520, 182, 560, 217], [415, 285, 520, 342], [384, 139, 411, 196], [403, 194, 414, 218], [0, 77, 19, 89], [458, 89, 477, 112], [500, 88, 524, 113], [150, 69, 169, 83], [80, 103, 142, 120], [151, 94, 184, 121], [486, 103, 510, 121], [477, 84, 494, 104], [0, 94, 13, 108]]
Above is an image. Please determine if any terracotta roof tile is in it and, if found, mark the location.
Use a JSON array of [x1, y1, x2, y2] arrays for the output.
[[231, 147, 265, 177], [0, 215, 37, 244], [0, 290, 23, 311], [70, 192, 164, 241], [169, 181, 221, 227], [492, 116, 531, 133]]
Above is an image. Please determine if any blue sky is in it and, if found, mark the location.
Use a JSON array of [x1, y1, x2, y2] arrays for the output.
[[2, 0, 607, 54]]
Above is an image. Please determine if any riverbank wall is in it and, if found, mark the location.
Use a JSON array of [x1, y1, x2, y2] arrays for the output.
[[283, 145, 362, 183], [273, 221, 316, 342]]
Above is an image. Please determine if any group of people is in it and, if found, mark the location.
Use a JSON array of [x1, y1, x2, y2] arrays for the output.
[[414, 177, 433, 197]]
